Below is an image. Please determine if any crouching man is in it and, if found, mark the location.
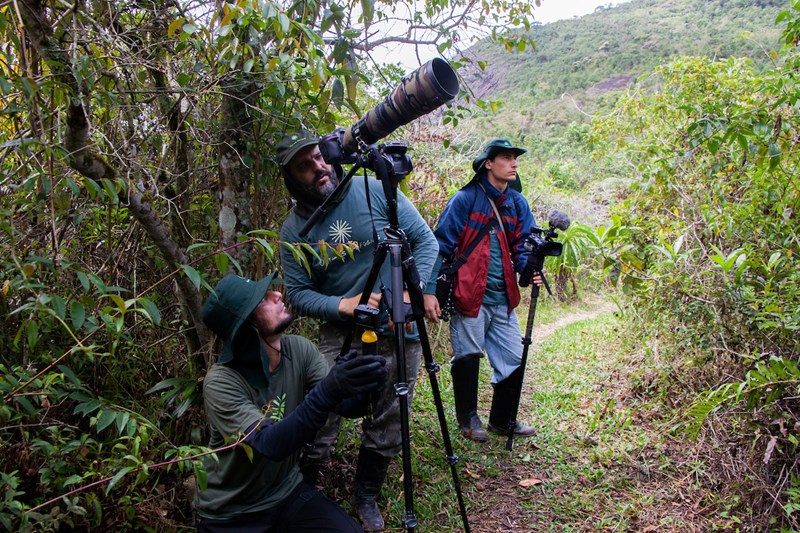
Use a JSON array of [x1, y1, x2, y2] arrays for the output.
[[194, 273, 387, 532]]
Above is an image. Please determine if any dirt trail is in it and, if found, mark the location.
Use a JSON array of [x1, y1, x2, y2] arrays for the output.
[[529, 301, 617, 345]]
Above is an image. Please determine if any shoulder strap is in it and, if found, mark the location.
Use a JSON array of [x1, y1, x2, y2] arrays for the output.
[[479, 183, 505, 236], [443, 217, 496, 276]]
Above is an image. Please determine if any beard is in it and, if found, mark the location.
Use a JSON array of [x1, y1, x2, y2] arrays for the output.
[[271, 313, 294, 335], [301, 169, 339, 202]]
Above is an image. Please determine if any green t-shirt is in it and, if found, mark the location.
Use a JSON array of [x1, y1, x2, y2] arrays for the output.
[[195, 334, 329, 519]]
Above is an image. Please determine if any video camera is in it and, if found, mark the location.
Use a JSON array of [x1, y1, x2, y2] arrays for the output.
[[518, 210, 571, 288]]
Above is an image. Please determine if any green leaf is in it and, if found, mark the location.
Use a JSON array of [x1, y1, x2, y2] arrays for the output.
[[116, 412, 130, 435], [281, 242, 310, 275], [768, 141, 781, 170], [96, 409, 117, 432], [214, 252, 229, 275], [14, 396, 35, 415], [26, 321, 39, 350], [361, 0, 374, 28], [133, 297, 162, 326], [51, 295, 66, 320], [241, 443, 254, 462], [58, 364, 81, 386], [62, 474, 83, 487], [146, 377, 183, 395], [332, 78, 344, 109], [106, 466, 134, 494], [193, 461, 208, 491], [70, 300, 85, 330], [181, 264, 202, 289]]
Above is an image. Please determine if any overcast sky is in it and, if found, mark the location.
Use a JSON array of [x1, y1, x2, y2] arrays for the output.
[[371, 0, 632, 69]]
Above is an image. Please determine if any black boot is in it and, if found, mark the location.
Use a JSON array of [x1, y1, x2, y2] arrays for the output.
[[451, 354, 488, 442], [351, 447, 391, 531], [487, 366, 536, 438]]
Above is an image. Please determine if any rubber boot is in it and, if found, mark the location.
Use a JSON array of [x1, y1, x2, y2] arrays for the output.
[[450, 354, 488, 442], [487, 366, 536, 437], [351, 447, 391, 531]]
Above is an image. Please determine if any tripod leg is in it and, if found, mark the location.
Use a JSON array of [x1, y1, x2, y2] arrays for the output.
[[412, 314, 472, 533], [502, 285, 540, 451]]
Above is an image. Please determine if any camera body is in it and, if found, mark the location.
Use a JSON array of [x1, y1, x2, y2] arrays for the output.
[[319, 131, 413, 181], [380, 142, 413, 180], [518, 226, 564, 288], [318, 128, 358, 166]]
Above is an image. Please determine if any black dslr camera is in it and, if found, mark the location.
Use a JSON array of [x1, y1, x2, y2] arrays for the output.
[[319, 132, 413, 180]]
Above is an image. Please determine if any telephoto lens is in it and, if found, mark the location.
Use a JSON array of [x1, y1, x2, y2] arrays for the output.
[[340, 57, 459, 153]]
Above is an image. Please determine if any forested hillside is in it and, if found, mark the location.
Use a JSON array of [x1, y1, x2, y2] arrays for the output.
[[453, 0, 789, 230], [468, 0, 783, 105]]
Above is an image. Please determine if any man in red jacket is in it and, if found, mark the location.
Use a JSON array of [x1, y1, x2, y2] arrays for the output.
[[425, 139, 542, 442]]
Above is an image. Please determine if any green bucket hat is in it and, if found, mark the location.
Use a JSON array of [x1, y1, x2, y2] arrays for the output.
[[201, 272, 279, 365], [471, 138, 527, 172], [276, 130, 319, 168]]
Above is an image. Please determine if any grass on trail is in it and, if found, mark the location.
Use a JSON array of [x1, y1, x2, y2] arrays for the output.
[[321, 296, 740, 532]]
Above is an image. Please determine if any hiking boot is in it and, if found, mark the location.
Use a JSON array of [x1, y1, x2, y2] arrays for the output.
[[351, 447, 390, 531], [350, 496, 384, 532], [451, 354, 486, 442], [460, 413, 488, 442], [487, 421, 536, 438]]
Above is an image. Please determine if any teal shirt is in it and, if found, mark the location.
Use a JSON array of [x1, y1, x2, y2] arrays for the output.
[[483, 228, 508, 306], [195, 335, 329, 519], [280, 176, 438, 328]]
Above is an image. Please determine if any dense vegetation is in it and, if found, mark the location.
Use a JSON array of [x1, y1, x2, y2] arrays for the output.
[[0, 0, 534, 529], [1, 0, 798, 530], [590, 39, 800, 533]]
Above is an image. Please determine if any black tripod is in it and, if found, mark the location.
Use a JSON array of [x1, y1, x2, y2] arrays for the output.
[[504, 259, 551, 452], [301, 144, 470, 532]]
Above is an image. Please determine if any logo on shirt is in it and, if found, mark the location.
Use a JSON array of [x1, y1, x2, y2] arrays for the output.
[[329, 220, 352, 244]]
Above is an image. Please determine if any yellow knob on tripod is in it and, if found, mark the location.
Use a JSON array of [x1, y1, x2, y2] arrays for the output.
[[361, 329, 378, 349]]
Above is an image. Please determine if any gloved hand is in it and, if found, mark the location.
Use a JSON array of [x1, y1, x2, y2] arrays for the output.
[[321, 350, 387, 402]]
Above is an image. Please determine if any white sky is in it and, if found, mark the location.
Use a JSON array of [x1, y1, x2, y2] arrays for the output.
[[371, 0, 632, 69]]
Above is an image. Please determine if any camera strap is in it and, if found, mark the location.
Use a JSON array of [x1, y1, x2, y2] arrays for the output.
[[363, 172, 381, 252]]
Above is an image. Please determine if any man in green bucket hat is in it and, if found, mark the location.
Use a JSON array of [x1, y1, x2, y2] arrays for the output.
[[194, 273, 387, 532], [276, 129, 438, 531], [424, 138, 543, 443]]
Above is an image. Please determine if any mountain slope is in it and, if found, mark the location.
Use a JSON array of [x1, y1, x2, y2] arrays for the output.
[[464, 0, 784, 108]]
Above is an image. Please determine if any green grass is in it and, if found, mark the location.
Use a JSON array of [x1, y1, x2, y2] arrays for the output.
[[324, 298, 741, 531]]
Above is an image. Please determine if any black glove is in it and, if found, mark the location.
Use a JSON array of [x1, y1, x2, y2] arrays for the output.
[[320, 350, 387, 402], [243, 351, 386, 461]]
